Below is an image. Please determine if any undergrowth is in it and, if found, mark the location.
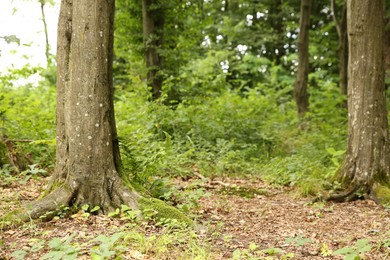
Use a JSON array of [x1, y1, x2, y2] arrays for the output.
[[0, 66, 348, 197]]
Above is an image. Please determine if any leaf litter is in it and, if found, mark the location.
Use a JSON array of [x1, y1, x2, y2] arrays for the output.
[[0, 176, 389, 259]]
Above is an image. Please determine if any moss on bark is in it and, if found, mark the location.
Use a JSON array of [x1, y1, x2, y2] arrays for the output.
[[139, 197, 193, 226], [372, 183, 390, 204]]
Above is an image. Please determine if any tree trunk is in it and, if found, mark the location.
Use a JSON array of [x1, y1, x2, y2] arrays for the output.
[[328, 0, 390, 203], [294, 0, 311, 118], [331, 0, 348, 96], [39, 0, 51, 67], [272, 0, 285, 65], [142, 0, 164, 100], [338, 5, 348, 96], [39, 0, 51, 66], [25, 0, 140, 219]]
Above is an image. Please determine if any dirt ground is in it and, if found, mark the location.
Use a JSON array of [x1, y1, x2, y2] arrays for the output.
[[1, 176, 389, 259]]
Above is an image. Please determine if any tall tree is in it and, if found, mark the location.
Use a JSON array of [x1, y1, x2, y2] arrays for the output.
[[331, 0, 348, 96], [294, 0, 311, 117], [142, 0, 164, 100], [23, 0, 141, 218], [328, 0, 390, 202], [39, 0, 51, 66]]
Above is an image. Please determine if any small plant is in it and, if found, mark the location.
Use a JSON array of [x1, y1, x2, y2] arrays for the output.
[[91, 232, 125, 259], [232, 242, 294, 260], [383, 230, 390, 248], [71, 204, 100, 219], [19, 164, 48, 185], [0, 164, 17, 187], [334, 239, 372, 260], [41, 233, 79, 260], [10, 250, 27, 260], [326, 147, 346, 168], [284, 235, 312, 247]]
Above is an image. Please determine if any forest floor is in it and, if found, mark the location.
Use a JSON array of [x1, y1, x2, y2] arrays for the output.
[[1, 176, 390, 259]]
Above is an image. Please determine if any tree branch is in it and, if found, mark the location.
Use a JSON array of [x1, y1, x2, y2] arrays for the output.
[[330, 0, 341, 38]]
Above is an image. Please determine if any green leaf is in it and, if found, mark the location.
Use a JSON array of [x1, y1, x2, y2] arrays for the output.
[[232, 249, 241, 259], [334, 247, 354, 255], [355, 239, 369, 247], [108, 208, 120, 217], [81, 204, 89, 211], [41, 251, 65, 260], [30, 240, 45, 252], [48, 238, 62, 249], [326, 147, 336, 155], [249, 242, 258, 251], [90, 205, 100, 212], [120, 204, 131, 212], [262, 247, 284, 255], [10, 250, 27, 260], [344, 253, 360, 260]]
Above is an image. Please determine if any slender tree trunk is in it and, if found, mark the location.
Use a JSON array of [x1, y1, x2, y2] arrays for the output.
[[331, 0, 348, 96], [294, 0, 311, 118], [142, 0, 164, 100], [328, 0, 390, 202], [338, 5, 348, 96], [39, 0, 51, 66], [272, 0, 285, 65]]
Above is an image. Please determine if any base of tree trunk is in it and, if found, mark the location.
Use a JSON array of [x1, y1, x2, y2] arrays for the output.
[[325, 182, 390, 204], [1, 180, 193, 230]]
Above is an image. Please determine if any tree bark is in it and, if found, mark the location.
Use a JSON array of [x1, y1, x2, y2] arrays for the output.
[[39, 0, 51, 66], [328, 0, 390, 202], [294, 0, 311, 118], [142, 0, 164, 100], [331, 0, 348, 96], [271, 0, 285, 65], [27, 0, 140, 219]]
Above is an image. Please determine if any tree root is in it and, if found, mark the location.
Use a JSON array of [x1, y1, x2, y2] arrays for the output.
[[1, 180, 143, 230], [325, 185, 361, 202], [1, 187, 72, 230], [314, 182, 390, 205]]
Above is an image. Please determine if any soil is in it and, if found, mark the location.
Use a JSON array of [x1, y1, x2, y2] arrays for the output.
[[1, 176, 389, 259]]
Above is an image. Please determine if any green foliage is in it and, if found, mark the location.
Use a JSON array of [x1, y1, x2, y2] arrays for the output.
[[232, 242, 294, 260], [284, 235, 312, 247], [41, 234, 79, 260], [19, 164, 48, 185], [91, 233, 124, 259], [0, 164, 17, 187], [334, 239, 372, 260]]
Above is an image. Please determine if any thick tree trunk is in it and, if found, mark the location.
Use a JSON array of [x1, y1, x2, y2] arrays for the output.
[[142, 0, 164, 100], [27, 0, 140, 219], [294, 0, 311, 118], [328, 0, 390, 202]]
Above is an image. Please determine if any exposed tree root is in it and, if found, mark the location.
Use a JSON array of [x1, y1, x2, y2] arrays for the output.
[[322, 181, 390, 205], [1, 178, 143, 230], [24, 186, 73, 220], [325, 185, 361, 202]]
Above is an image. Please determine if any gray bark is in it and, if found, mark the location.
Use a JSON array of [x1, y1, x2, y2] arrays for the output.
[[142, 0, 164, 100], [294, 0, 311, 118], [331, 0, 348, 96], [29, 0, 139, 218], [329, 0, 390, 202]]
